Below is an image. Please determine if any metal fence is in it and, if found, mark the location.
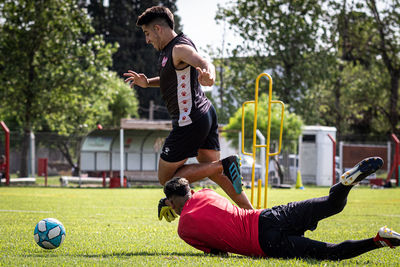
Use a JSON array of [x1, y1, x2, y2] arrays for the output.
[[0, 131, 82, 176]]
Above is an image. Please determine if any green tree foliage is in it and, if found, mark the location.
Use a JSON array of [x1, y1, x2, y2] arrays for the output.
[[223, 94, 303, 151], [318, 0, 400, 139], [104, 72, 139, 127], [317, 61, 390, 141], [311, 2, 381, 139], [0, 0, 138, 175], [215, 0, 400, 140], [212, 56, 265, 124], [215, 0, 325, 118], [366, 0, 400, 135], [80, 0, 182, 120]]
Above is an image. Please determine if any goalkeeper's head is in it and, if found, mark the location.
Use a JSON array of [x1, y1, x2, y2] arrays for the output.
[[164, 177, 192, 215]]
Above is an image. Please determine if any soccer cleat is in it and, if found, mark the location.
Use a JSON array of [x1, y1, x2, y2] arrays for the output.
[[340, 157, 383, 186], [221, 155, 243, 194], [373, 226, 400, 248]]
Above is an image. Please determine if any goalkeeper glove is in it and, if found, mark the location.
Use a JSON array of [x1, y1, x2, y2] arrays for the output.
[[158, 197, 177, 222]]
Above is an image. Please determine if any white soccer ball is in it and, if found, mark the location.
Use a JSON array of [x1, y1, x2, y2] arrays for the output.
[[33, 218, 66, 249]]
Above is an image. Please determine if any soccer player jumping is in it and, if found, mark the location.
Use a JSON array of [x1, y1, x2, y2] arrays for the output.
[[163, 157, 400, 260], [124, 6, 252, 221]]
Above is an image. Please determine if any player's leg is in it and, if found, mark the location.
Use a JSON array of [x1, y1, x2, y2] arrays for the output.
[[157, 149, 228, 185], [275, 235, 380, 260], [195, 149, 252, 209], [173, 151, 244, 195], [310, 157, 384, 223], [170, 104, 252, 209], [258, 213, 384, 260], [162, 153, 230, 184], [157, 159, 187, 222], [160, 150, 252, 209], [193, 105, 244, 195], [157, 117, 213, 222], [273, 157, 384, 235], [170, 149, 221, 181], [157, 107, 239, 184], [157, 109, 214, 185], [157, 158, 187, 185], [186, 104, 252, 209], [259, 224, 400, 260], [282, 226, 400, 260]]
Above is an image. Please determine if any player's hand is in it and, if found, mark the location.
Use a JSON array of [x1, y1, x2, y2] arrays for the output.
[[123, 70, 149, 88], [196, 67, 215, 87], [158, 198, 178, 222]]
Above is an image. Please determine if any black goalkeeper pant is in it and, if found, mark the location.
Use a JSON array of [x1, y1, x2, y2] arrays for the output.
[[258, 183, 378, 260]]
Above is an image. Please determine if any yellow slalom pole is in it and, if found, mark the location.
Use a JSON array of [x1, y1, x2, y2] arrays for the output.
[[257, 179, 262, 209], [242, 101, 255, 204], [254, 73, 284, 208], [242, 73, 285, 209]]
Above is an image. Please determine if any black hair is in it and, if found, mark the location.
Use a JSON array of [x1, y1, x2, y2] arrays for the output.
[[136, 6, 174, 29], [164, 177, 190, 199]]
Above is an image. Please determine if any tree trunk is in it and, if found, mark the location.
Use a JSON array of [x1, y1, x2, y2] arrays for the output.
[[389, 71, 400, 135], [20, 35, 35, 177], [334, 64, 343, 140], [56, 141, 79, 176], [19, 129, 31, 177]]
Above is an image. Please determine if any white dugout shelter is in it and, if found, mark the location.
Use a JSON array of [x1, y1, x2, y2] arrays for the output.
[[80, 119, 171, 186]]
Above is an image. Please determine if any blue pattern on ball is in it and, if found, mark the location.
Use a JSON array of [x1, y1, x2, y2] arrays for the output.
[[34, 218, 66, 249]]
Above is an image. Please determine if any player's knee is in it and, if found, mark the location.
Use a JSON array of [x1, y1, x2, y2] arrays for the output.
[[158, 172, 176, 185], [158, 175, 169, 186], [329, 199, 346, 214]]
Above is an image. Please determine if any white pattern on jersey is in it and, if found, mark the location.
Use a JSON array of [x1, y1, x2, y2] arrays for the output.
[[176, 67, 193, 126]]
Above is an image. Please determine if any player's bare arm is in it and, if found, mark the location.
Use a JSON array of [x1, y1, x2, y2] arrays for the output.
[[172, 44, 215, 86], [123, 70, 160, 88]]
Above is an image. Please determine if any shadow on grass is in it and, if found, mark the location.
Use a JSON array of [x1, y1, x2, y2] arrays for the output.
[[27, 252, 371, 265], [28, 251, 352, 264], [29, 250, 247, 259], [78, 251, 206, 258]]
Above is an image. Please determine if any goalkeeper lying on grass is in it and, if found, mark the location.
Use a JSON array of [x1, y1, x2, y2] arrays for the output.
[[160, 157, 400, 259]]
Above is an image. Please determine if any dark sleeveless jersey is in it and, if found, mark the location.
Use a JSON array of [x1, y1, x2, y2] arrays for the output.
[[158, 33, 211, 127]]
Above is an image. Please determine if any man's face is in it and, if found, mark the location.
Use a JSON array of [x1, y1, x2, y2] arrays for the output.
[[166, 197, 181, 215], [142, 24, 162, 51]]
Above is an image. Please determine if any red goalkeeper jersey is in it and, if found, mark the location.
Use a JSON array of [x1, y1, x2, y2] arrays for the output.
[[177, 189, 266, 257]]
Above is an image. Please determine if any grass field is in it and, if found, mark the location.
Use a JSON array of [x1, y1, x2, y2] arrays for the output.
[[1, 184, 400, 266]]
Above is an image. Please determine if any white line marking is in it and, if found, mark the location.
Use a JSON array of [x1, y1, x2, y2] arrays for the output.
[[0, 209, 52, 213], [381, 214, 400, 217]]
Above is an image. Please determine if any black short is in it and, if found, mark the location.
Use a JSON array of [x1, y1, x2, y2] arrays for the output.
[[160, 105, 220, 162], [258, 199, 322, 258]]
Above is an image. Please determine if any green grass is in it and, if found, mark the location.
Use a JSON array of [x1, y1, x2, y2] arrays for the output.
[[1, 186, 400, 266]]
